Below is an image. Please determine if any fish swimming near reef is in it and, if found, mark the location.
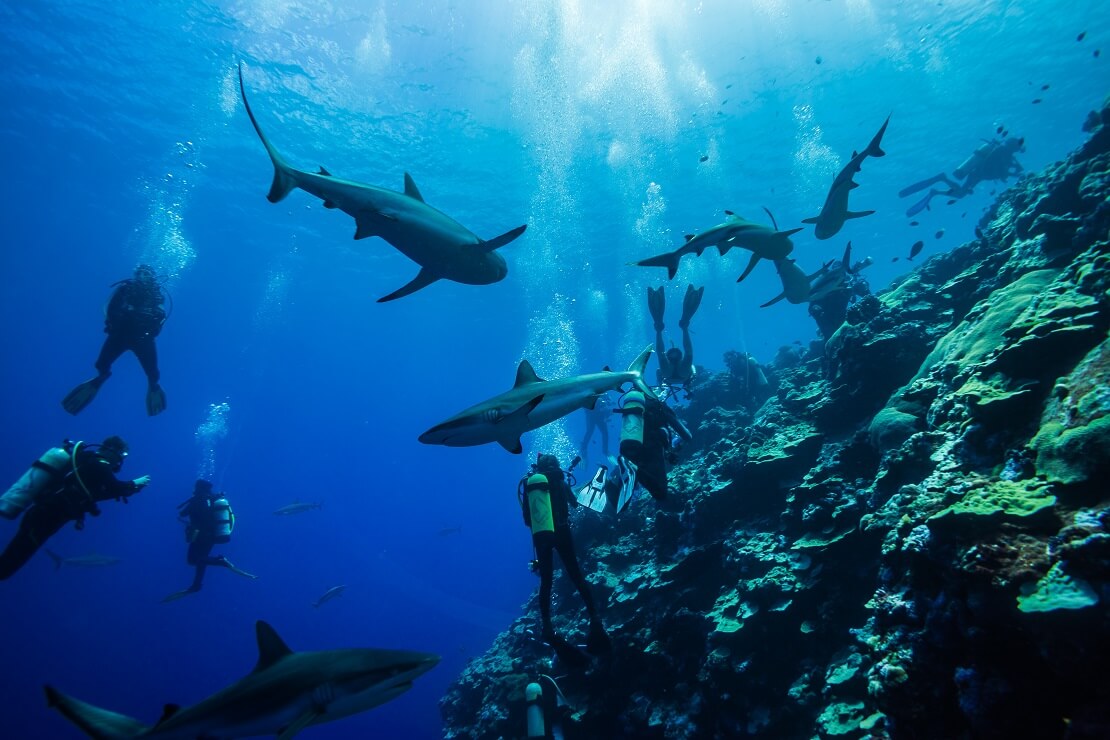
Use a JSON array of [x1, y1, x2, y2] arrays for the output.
[[45, 550, 122, 570], [273, 501, 323, 516], [419, 347, 655, 454], [908, 240, 924, 260], [802, 115, 890, 239], [633, 209, 801, 281], [238, 64, 526, 302], [313, 584, 348, 608], [45, 620, 438, 738]]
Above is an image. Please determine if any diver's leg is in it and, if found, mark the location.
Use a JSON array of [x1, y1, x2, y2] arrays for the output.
[[94, 333, 128, 377], [554, 529, 598, 620], [0, 505, 67, 580], [132, 337, 161, 385], [533, 532, 556, 637], [897, 172, 951, 198]]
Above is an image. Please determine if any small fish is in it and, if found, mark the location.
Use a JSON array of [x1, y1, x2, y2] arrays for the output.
[[908, 240, 924, 260], [1095, 49, 1101, 58], [46, 550, 122, 570], [1032, 98, 1042, 104], [274, 501, 323, 516], [891, 256, 900, 262], [699, 154, 709, 163], [313, 584, 348, 608], [721, 99, 729, 105], [815, 56, 823, 65], [935, 229, 945, 239], [726, 83, 733, 89], [996, 125, 1004, 133], [1077, 31, 1086, 42], [947, 199, 957, 205], [909, 220, 919, 226], [438, 526, 463, 537], [962, 212, 967, 218], [1041, 84, 1050, 91]]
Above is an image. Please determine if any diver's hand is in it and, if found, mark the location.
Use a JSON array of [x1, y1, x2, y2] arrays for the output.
[[133, 475, 152, 488]]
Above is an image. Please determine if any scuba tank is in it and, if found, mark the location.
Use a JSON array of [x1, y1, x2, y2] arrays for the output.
[[618, 390, 645, 455], [0, 445, 73, 519], [523, 474, 554, 536], [525, 682, 545, 738], [210, 495, 234, 541]]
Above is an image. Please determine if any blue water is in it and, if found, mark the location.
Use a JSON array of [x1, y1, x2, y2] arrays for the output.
[[0, 1, 1105, 737]]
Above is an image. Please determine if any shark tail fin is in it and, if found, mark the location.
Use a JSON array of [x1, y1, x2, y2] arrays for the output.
[[760, 292, 787, 308], [781, 226, 804, 238], [46, 549, 63, 570], [866, 114, 891, 158], [626, 345, 658, 399], [633, 251, 681, 280], [238, 63, 298, 203], [45, 685, 150, 740]]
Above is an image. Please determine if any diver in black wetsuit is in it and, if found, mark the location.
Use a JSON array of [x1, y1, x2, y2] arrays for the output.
[[900, 136, 1025, 217], [647, 284, 703, 401], [521, 454, 610, 667], [0, 436, 150, 581], [605, 391, 692, 509], [163, 480, 256, 602], [61, 264, 169, 416]]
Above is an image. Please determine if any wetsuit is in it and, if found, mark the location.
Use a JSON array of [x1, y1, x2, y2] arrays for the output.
[[180, 494, 233, 591], [607, 396, 692, 503], [530, 461, 600, 638], [97, 279, 166, 386], [0, 447, 143, 580]]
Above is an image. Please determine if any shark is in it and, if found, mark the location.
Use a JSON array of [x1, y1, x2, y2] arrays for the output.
[[760, 242, 872, 307], [802, 115, 890, 240], [633, 209, 801, 280], [45, 551, 122, 569], [45, 620, 439, 739], [419, 346, 655, 453], [273, 501, 323, 516], [313, 585, 348, 608], [238, 64, 526, 302]]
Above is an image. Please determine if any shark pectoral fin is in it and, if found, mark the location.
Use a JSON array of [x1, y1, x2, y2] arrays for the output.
[[760, 292, 786, 308], [44, 685, 151, 740], [377, 268, 440, 303], [278, 709, 322, 740], [497, 395, 544, 453], [354, 216, 378, 240], [736, 253, 760, 283], [845, 209, 875, 220], [781, 227, 804, 238], [403, 172, 425, 202], [801, 216, 819, 225], [498, 438, 524, 454], [481, 224, 528, 252]]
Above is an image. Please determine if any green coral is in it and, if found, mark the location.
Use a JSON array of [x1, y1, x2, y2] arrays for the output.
[[1017, 562, 1099, 613], [929, 478, 1056, 521]]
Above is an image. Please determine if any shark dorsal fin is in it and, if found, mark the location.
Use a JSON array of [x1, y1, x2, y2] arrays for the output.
[[514, 360, 544, 387], [404, 173, 425, 202], [254, 621, 293, 673], [602, 365, 611, 372], [318, 166, 332, 176], [155, 704, 181, 726]]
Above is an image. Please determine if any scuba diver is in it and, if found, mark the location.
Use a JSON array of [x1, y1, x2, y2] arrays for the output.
[[899, 136, 1025, 217], [163, 480, 256, 602], [0, 436, 150, 580], [647, 284, 703, 401], [578, 393, 612, 470], [519, 453, 610, 668], [62, 264, 169, 417], [605, 390, 692, 511]]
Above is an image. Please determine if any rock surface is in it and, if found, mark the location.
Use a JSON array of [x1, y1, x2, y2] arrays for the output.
[[440, 102, 1110, 739]]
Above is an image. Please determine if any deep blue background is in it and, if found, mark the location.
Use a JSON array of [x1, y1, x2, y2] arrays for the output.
[[1, 1, 1106, 737]]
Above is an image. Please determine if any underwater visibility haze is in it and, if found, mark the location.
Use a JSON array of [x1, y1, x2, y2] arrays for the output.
[[1, 0, 1108, 737]]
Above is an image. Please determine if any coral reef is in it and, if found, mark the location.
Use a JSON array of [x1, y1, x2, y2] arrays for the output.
[[440, 102, 1110, 738]]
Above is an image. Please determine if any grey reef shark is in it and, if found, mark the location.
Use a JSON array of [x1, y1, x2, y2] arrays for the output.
[[420, 346, 655, 453], [238, 63, 526, 302], [802, 115, 890, 240], [45, 620, 438, 739], [761, 242, 870, 308], [633, 208, 802, 281]]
